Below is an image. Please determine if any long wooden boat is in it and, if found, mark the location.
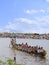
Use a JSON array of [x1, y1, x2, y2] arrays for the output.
[[11, 40, 47, 57]]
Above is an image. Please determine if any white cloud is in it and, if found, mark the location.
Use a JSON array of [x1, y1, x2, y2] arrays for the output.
[[0, 15, 49, 33], [46, 0, 49, 2], [0, 28, 10, 32], [40, 9, 45, 13], [46, 7, 49, 13], [16, 18, 36, 24], [5, 22, 17, 30], [24, 9, 38, 14], [24, 8, 49, 14], [9, 16, 49, 33], [0, 29, 3, 32], [25, 9, 45, 14]]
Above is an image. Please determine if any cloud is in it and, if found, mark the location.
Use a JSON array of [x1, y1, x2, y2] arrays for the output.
[[14, 16, 49, 33], [0, 18, 38, 33], [24, 9, 38, 14], [24, 8, 49, 14], [16, 18, 37, 24], [46, 8, 49, 13], [0, 28, 10, 32], [5, 22, 17, 30], [46, 0, 49, 2], [40, 9, 45, 13], [0, 15, 49, 33], [25, 9, 45, 14]]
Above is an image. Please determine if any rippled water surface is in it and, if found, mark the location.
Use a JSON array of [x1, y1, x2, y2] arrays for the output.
[[0, 38, 49, 65]]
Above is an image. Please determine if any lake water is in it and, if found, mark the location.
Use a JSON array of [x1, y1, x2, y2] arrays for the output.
[[0, 38, 49, 65]]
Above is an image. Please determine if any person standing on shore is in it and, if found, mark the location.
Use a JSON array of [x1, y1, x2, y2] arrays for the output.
[[14, 56, 16, 64]]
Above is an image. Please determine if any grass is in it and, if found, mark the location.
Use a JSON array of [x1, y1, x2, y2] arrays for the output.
[[0, 59, 24, 65]]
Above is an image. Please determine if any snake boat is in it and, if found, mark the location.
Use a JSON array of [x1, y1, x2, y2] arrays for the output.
[[10, 39, 47, 57]]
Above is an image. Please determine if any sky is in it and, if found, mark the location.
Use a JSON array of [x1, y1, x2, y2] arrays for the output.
[[0, 0, 49, 33]]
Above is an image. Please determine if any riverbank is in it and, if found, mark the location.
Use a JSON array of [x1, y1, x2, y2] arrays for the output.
[[0, 32, 49, 40], [0, 59, 24, 65]]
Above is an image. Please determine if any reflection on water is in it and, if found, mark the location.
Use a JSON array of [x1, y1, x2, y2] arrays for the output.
[[0, 38, 49, 65], [16, 50, 48, 65]]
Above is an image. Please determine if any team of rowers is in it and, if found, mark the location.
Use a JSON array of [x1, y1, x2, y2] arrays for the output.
[[16, 43, 44, 53], [11, 38, 47, 56]]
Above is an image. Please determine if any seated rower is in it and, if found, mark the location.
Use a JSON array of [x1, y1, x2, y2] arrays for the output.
[[11, 39, 14, 45], [24, 42, 28, 47], [37, 47, 43, 53]]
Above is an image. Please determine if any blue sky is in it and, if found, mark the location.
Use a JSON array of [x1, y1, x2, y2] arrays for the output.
[[0, 0, 49, 33]]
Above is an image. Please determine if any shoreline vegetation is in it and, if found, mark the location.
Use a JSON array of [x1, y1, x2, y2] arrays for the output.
[[0, 32, 49, 40], [0, 59, 24, 65]]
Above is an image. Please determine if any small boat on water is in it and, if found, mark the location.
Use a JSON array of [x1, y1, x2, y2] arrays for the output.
[[10, 39, 47, 57]]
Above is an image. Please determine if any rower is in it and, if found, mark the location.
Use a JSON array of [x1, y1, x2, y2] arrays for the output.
[[37, 47, 43, 53], [25, 42, 28, 47]]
